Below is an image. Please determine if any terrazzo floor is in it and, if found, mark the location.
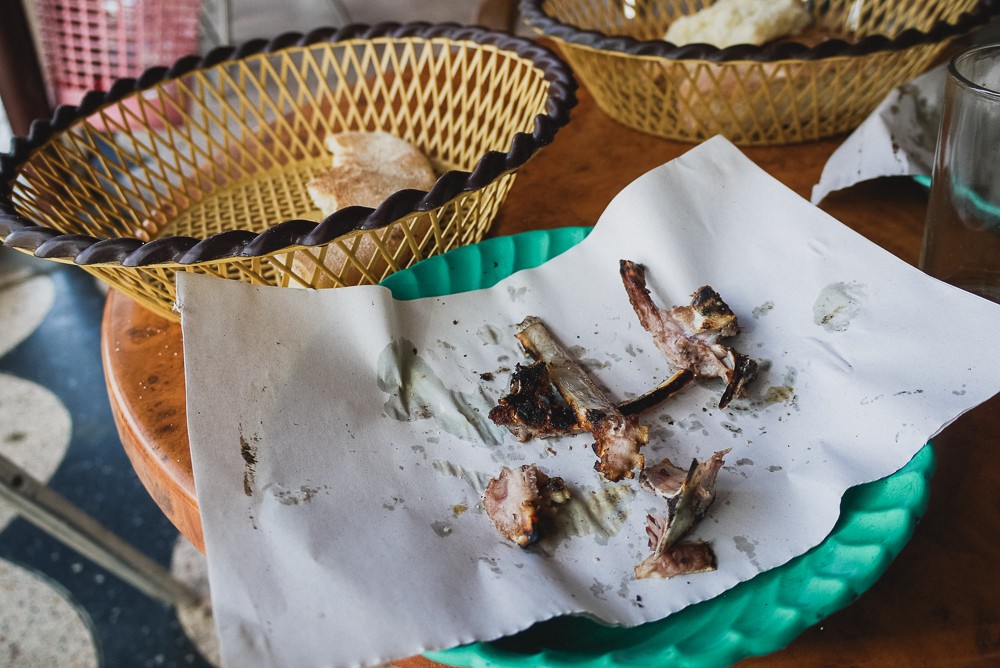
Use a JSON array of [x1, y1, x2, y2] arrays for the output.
[[0, 246, 219, 667]]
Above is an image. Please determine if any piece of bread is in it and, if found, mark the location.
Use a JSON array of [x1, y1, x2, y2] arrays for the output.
[[307, 131, 436, 217], [306, 161, 435, 215], [291, 131, 437, 288], [665, 0, 813, 49], [325, 131, 436, 173]]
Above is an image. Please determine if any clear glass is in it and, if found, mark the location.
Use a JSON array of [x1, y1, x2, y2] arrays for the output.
[[920, 43, 1000, 303]]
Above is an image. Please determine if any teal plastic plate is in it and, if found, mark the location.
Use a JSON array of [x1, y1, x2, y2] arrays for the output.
[[380, 228, 935, 668]]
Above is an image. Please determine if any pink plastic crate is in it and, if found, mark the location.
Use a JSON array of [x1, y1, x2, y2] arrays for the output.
[[34, 0, 200, 123]]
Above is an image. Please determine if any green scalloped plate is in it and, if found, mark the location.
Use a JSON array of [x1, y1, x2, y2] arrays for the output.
[[380, 227, 935, 668]]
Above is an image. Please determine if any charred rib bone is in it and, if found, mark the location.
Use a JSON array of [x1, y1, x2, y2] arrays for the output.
[[482, 464, 570, 547], [635, 449, 729, 579], [490, 364, 693, 442], [619, 260, 757, 408], [515, 316, 648, 482], [618, 368, 694, 417]]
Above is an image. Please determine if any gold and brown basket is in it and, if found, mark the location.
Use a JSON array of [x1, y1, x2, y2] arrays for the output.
[[0, 23, 576, 321], [520, 0, 998, 145]]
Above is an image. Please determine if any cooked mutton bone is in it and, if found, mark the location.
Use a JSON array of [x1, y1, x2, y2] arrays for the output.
[[619, 260, 758, 409], [483, 464, 570, 547], [640, 449, 729, 548], [514, 316, 649, 482], [489, 362, 693, 442], [635, 449, 729, 579]]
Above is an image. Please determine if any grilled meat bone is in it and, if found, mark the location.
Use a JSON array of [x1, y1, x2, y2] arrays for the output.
[[514, 316, 649, 482], [490, 361, 692, 443], [619, 260, 757, 408], [482, 464, 570, 547]]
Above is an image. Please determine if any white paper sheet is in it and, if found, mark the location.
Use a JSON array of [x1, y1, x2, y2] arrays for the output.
[[179, 136, 1000, 667], [810, 23, 1000, 205], [810, 65, 944, 204]]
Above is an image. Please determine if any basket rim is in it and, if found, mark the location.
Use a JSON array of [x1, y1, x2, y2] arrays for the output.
[[0, 21, 577, 268], [519, 0, 1000, 63]]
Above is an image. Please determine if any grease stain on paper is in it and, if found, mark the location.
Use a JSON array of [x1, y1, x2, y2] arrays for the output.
[[728, 367, 798, 415], [590, 579, 611, 600], [477, 325, 502, 346], [507, 286, 527, 303], [734, 534, 762, 570], [550, 485, 635, 546], [679, 418, 708, 436], [813, 282, 866, 332], [431, 521, 453, 537], [761, 384, 796, 406], [377, 338, 502, 446], [263, 483, 324, 506], [752, 301, 775, 319], [477, 556, 502, 575], [383, 495, 405, 511]]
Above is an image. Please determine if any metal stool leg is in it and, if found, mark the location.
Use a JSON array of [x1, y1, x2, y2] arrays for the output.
[[0, 452, 200, 608]]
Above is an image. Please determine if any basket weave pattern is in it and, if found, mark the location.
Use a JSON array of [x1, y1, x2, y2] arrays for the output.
[[0, 26, 575, 320], [526, 0, 993, 144], [569, 42, 940, 144], [35, 0, 201, 106]]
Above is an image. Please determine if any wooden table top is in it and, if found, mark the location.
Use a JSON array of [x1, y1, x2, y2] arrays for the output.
[[101, 87, 1000, 666]]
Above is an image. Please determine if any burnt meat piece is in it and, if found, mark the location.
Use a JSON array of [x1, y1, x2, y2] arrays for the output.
[[482, 464, 570, 547], [619, 260, 758, 408], [515, 316, 648, 482], [488, 362, 577, 441]]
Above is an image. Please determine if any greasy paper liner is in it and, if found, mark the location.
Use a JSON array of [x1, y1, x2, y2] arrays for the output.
[[378, 227, 934, 667], [520, 0, 998, 144], [0, 23, 576, 320]]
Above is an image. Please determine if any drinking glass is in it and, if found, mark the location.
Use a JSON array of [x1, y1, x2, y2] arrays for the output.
[[920, 43, 1000, 302]]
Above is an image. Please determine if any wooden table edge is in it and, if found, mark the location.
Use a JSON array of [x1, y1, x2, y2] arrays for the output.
[[101, 290, 205, 552]]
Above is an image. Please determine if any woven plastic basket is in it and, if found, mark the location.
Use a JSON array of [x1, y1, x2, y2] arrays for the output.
[[0, 24, 576, 321], [521, 0, 998, 145]]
